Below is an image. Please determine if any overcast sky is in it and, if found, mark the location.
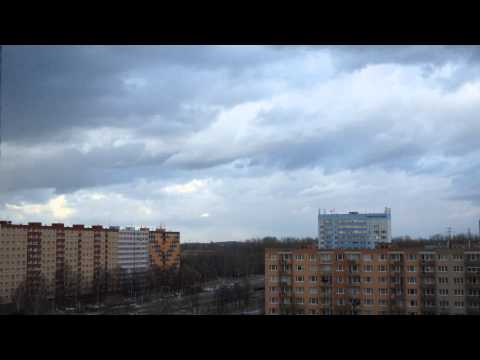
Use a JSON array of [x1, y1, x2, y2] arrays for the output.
[[1, 45, 480, 242]]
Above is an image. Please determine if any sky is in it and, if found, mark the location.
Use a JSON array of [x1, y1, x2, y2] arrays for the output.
[[1, 45, 480, 242]]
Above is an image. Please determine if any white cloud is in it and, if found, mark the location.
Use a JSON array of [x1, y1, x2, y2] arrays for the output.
[[5, 195, 75, 221], [162, 179, 209, 194]]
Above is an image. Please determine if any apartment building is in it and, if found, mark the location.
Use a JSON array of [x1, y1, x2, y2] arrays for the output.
[[265, 241, 480, 315], [117, 227, 150, 275], [318, 208, 391, 249], [0, 221, 118, 305], [149, 227, 181, 271]]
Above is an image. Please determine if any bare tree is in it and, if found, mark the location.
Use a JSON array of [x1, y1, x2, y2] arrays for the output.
[[13, 275, 51, 314], [12, 281, 27, 313]]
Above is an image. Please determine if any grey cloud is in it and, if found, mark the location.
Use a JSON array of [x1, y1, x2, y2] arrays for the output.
[[0, 143, 176, 193], [2, 45, 300, 144], [2, 45, 480, 239]]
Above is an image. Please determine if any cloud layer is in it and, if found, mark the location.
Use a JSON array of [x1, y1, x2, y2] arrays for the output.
[[1, 45, 480, 241]]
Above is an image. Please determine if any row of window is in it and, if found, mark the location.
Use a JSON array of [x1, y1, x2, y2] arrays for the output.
[[270, 253, 479, 263]]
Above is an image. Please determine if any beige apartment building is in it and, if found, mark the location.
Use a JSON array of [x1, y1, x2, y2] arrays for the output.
[[0, 221, 119, 305], [265, 241, 480, 315], [0, 220, 182, 306]]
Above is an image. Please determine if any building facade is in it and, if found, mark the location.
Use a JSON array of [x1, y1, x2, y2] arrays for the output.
[[0, 221, 119, 305], [117, 227, 150, 276], [149, 227, 181, 271], [318, 208, 391, 249], [265, 240, 480, 315], [0, 220, 182, 306]]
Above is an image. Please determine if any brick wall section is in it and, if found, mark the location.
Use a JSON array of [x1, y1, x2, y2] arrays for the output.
[[265, 243, 480, 315]]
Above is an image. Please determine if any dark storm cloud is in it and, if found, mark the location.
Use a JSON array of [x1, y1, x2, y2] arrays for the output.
[[2, 45, 299, 144]]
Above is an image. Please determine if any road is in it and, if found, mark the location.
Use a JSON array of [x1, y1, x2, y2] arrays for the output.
[[95, 275, 265, 315]]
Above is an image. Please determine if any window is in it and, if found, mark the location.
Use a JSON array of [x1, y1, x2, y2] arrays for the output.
[[438, 265, 448, 272], [309, 287, 319, 295], [364, 298, 374, 306], [453, 265, 463, 272], [408, 277, 417, 284], [295, 255, 305, 261], [379, 288, 387, 296], [467, 267, 480, 274], [408, 254, 417, 261], [270, 297, 278, 304], [346, 253, 360, 261], [467, 253, 480, 261], [363, 276, 372, 284], [320, 265, 332, 272], [407, 265, 416, 272], [364, 288, 373, 295], [454, 289, 464, 296], [296, 264, 304, 271], [421, 254, 434, 261], [336, 254, 344, 261], [336, 276, 344, 284], [468, 289, 480, 296], [363, 254, 372, 262], [349, 264, 359, 273], [438, 288, 449, 296], [363, 264, 373, 272], [336, 264, 344, 272], [350, 276, 361, 284], [454, 301, 464, 308], [336, 288, 345, 295], [378, 265, 387, 272], [295, 276, 304, 283], [294, 287, 304, 293], [319, 254, 331, 262], [438, 277, 448, 284], [269, 265, 278, 271], [437, 254, 448, 261], [309, 254, 317, 261], [439, 300, 449, 307], [454, 277, 464, 284], [295, 297, 304, 304], [407, 288, 417, 296], [423, 288, 435, 296], [409, 300, 417, 307], [309, 297, 319, 305], [390, 253, 401, 261]]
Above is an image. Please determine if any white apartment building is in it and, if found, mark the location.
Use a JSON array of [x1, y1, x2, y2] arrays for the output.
[[117, 227, 150, 277], [318, 208, 392, 249]]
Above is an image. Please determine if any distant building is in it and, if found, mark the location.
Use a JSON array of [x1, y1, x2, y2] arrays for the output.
[[0, 221, 119, 305], [318, 208, 391, 249], [0, 220, 181, 306], [149, 227, 181, 271]]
